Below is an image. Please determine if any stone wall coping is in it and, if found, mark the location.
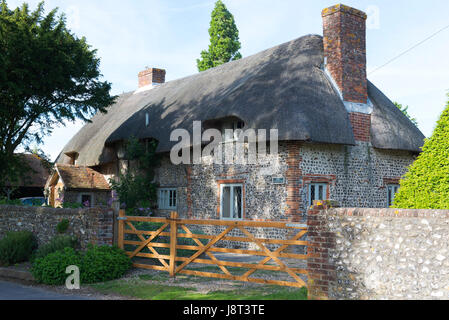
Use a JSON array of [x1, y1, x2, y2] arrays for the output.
[[0, 205, 113, 216], [312, 206, 449, 218]]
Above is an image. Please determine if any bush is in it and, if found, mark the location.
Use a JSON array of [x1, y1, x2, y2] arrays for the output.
[[81, 245, 132, 284], [0, 197, 23, 206], [31, 248, 82, 285], [61, 202, 84, 209], [0, 231, 38, 266], [394, 95, 449, 209], [31, 245, 131, 285], [31, 235, 79, 262], [56, 219, 70, 234]]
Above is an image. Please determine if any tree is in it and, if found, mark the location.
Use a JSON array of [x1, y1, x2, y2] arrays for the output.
[[197, 0, 242, 72], [109, 137, 160, 215], [393, 94, 449, 209], [0, 1, 116, 188], [395, 102, 418, 127]]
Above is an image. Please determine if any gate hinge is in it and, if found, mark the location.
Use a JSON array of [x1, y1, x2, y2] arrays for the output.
[[117, 217, 128, 221]]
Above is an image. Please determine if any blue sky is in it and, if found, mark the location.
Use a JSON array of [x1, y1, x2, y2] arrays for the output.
[[9, 0, 449, 160]]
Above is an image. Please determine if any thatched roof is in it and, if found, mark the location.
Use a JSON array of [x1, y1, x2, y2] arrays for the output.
[[49, 164, 110, 190], [56, 35, 425, 167], [5, 154, 51, 188]]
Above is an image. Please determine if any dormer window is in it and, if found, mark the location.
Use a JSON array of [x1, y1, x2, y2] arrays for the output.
[[222, 120, 245, 142], [64, 151, 79, 165]]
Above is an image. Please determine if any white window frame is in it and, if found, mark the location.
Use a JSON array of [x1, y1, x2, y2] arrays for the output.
[[387, 185, 400, 207], [308, 183, 328, 206], [220, 184, 243, 220], [158, 188, 177, 210]]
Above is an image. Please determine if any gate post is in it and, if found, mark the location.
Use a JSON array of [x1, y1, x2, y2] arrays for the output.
[[169, 211, 178, 278], [307, 201, 337, 300], [118, 209, 125, 250]]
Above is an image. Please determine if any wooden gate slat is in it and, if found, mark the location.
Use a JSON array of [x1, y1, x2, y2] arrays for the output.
[[175, 226, 234, 274], [238, 226, 307, 288], [118, 210, 309, 289], [180, 224, 232, 276], [129, 223, 169, 259], [126, 221, 169, 270], [242, 230, 307, 279]]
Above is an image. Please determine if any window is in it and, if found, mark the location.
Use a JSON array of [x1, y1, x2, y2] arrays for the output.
[[158, 188, 177, 210], [80, 194, 93, 207], [221, 121, 245, 142], [387, 185, 400, 207], [220, 184, 243, 220], [309, 183, 328, 206]]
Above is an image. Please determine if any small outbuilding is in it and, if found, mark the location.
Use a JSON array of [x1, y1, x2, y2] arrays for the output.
[[45, 164, 111, 208]]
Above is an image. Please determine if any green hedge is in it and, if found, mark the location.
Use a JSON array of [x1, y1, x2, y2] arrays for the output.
[[81, 245, 132, 284], [0, 231, 38, 266], [31, 245, 131, 285], [394, 95, 449, 209], [31, 248, 82, 285], [31, 235, 79, 262]]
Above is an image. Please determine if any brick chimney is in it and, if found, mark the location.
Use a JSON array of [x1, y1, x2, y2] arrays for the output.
[[322, 4, 371, 142], [138, 67, 166, 88]]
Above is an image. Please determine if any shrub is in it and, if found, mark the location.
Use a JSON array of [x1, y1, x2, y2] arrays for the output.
[[31, 235, 79, 262], [0, 197, 23, 206], [80, 245, 131, 284], [62, 202, 84, 209], [56, 219, 70, 234], [394, 95, 449, 209], [31, 248, 82, 285], [0, 231, 38, 266], [31, 245, 131, 285]]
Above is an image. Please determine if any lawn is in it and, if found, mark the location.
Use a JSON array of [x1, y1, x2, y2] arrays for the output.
[[90, 268, 308, 300]]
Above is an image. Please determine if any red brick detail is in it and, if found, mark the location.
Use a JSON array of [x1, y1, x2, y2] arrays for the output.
[[302, 175, 337, 200], [285, 142, 302, 221], [383, 177, 400, 186], [322, 4, 367, 104], [138, 68, 166, 88], [349, 112, 371, 142], [307, 202, 337, 300], [186, 166, 193, 219]]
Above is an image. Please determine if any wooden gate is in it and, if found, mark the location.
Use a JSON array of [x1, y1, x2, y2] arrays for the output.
[[118, 210, 309, 288]]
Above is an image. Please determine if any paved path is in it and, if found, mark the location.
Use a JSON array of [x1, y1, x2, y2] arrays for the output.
[[0, 281, 90, 300]]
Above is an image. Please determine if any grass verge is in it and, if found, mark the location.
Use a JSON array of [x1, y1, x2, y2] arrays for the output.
[[90, 272, 308, 300]]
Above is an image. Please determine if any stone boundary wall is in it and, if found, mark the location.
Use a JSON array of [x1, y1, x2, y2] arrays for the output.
[[307, 203, 449, 300], [0, 205, 114, 249]]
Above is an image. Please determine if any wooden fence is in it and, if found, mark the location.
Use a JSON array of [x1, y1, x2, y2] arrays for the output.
[[118, 210, 310, 288]]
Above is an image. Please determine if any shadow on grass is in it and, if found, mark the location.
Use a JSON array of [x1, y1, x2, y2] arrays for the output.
[[90, 278, 308, 301]]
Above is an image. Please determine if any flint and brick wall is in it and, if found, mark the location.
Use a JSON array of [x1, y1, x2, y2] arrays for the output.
[[0, 205, 114, 249], [308, 203, 449, 300], [152, 141, 416, 250]]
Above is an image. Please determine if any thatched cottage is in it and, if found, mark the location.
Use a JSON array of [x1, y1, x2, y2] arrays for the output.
[[51, 4, 424, 222]]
